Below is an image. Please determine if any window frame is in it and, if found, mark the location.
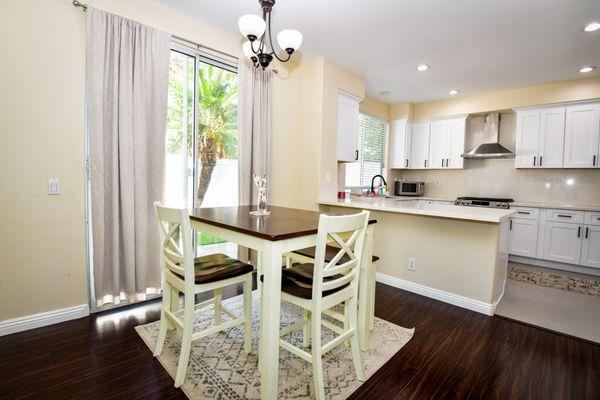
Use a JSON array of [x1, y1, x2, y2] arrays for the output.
[[344, 112, 390, 189]]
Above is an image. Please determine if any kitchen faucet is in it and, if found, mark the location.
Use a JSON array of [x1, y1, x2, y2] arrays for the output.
[[370, 174, 387, 195]]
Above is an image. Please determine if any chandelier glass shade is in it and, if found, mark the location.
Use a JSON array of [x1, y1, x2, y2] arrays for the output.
[[238, 0, 302, 69]]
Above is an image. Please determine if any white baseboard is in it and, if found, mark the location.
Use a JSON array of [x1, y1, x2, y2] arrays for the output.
[[0, 304, 90, 337], [376, 273, 495, 316], [509, 255, 600, 277]]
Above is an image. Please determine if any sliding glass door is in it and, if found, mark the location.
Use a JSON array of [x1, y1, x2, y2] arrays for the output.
[[165, 43, 238, 257]]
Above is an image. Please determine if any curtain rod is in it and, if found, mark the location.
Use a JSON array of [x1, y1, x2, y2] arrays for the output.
[[71, 0, 239, 62]]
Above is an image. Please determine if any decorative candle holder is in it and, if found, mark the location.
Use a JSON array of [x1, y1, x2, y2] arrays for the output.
[[250, 173, 271, 216]]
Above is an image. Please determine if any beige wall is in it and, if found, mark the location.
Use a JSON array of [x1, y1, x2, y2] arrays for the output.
[[402, 113, 600, 206], [0, 0, 304, 321], [412, 77, 600, 120], [324, 206, 501, 304], [389, 103, 414, 120], [359, 96, 389, 120]]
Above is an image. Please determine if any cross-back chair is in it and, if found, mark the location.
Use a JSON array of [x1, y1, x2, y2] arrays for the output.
[[153, 202, 253, 388]]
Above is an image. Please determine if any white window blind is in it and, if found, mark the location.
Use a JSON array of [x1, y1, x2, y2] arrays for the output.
[[345, 113, 388, 187]]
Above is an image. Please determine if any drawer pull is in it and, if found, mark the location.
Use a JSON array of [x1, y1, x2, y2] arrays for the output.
[[557, 214, 572, 218], [517, 211, 530, 215]]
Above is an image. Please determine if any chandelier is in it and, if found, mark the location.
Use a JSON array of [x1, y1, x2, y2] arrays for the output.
[[238, 0, 303, 69]]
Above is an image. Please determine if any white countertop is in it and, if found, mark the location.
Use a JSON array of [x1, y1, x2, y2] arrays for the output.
[[319, 197, 516, 223]]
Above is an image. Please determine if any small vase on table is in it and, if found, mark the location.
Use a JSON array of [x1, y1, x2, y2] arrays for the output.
[[250, 173, 271, 216]]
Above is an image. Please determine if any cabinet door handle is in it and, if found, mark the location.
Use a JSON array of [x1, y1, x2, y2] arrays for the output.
[[585, 226, 589, 239], [594, 155, 597, 166], [509, 220, 513, 230], [441, 158, 444, 168], [577, 226, 581, 238], [540, 156, 543, 166], [424, 159, 428, 168], [355, 150, 359, 161], [405, 158, 409, 168], [518, 211, 530, 215], [557, 214, 572, 218], [533, 156, 536, 166]]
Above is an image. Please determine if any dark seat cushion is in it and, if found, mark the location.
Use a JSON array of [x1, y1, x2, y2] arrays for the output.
[[174, 254, 253, 284], [282, 263, 343, 284], [260, 270, 349, 300], [291, 245, 380, 263]]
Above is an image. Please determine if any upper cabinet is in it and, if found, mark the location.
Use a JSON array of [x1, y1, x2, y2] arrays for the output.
[[336, 91, 360, 162], [390, 116, 466, 170], [389, 119, 412, 168], [515, 101, 600, 169], [563, 103, 600, 168], [410, 121, 431, 169]]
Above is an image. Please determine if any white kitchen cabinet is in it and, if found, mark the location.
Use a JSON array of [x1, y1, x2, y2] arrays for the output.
[[515, 109, 540, 168], [581, 225, 600, 269], [538, 107, 566, 168], [336, 91, 360, 162], [542, 221, 583, 265], [428, 120, 449, 169], [563, 103, 600, 168], [509, 218, 538, 257], [447, 117, 466, 168], [389, 119, 412, 169], [410, 121, 430, 169]]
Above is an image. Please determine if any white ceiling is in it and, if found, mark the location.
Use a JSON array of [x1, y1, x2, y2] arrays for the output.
[[156, 0, 600, 103]]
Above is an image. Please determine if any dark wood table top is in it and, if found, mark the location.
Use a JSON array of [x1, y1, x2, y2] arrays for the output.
[[189, 205, 376, 241]]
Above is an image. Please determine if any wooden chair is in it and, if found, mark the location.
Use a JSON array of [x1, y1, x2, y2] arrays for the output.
[[277, 211, 370, 399], [153, 202, 254, 388]]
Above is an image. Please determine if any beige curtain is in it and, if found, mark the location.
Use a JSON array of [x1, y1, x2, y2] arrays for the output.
[[237, 60, 273, 262], [86, 8, 171, 307]]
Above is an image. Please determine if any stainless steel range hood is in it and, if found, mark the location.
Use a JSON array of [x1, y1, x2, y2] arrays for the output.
[[462, 112, 514, 159]]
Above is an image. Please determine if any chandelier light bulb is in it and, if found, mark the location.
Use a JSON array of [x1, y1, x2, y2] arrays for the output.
[[238, 14, 266, 40], [242, 41, 256, 60], [277, 29, 303, 53]]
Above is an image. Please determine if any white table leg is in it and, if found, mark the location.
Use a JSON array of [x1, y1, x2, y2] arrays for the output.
[[259, 240, 283, 400], [358, 224, 374, 351]]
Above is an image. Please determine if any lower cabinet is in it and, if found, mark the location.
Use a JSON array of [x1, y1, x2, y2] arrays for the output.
[[542, 221, 583, 265], [581, 225, 600, 268], [508, 218, 538, 257]]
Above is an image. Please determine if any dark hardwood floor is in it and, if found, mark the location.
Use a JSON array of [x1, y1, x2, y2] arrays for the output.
[[1, 280, 598, 400]]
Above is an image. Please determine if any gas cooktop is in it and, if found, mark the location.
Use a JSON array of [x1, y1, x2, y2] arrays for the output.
[[454, 196, 514, 209]]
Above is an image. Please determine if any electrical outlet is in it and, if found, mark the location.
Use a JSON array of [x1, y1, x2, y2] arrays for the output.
[[48, 179, 60, 195], [545, 182, 552, 190], [408, 258, 416, 271]]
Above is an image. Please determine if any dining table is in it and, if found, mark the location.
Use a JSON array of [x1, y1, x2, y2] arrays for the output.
[[189, 205, 377, 400]]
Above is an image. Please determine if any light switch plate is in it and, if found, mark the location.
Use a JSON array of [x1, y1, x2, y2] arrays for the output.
[[48, 179, 60, 195]]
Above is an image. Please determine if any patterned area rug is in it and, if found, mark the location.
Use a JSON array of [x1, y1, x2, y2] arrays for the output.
[[508, 263, 600, 297], [135, 293, 413, 399]]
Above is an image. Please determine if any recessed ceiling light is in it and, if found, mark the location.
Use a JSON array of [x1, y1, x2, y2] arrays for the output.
[[379, 90, 391, 96], [416, 64, 430, 72], [579, 66, 596, 73], [448, 89, 460, 95], [584, 22, 600, 32]]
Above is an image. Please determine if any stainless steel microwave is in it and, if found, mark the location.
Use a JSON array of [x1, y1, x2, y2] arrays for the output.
[[394, 181, 425, 196]]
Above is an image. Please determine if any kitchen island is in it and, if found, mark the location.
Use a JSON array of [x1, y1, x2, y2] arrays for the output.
[[319, 197, 516, 315]]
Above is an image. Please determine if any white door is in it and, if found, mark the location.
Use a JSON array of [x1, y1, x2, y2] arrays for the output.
[[508, 218, 538, 257], [538, 107, 565, 168], [581, 225, 600, 269], [428, 120, 449, 169], [447, 118, 466, 169], [563, 103, 600, 168], [410, 121, 430, 169], [515, 110, 540, 168], [542, 221, 583, 265], [389, 119, 411, 168], [336, 92, 360, 162]]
